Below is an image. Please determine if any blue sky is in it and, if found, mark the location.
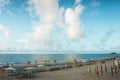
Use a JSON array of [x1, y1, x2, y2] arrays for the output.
[[0, 0, 120, 53]]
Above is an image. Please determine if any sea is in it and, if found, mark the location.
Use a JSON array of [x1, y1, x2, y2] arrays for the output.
[[0, 53, 120, 65]]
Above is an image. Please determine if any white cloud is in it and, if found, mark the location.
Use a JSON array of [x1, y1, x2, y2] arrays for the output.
[[32, 23, 53, 42], [65, 4, 84, 39], [27, 0, 64, 50], [0, 9, 1, 14], [27, 0, 64, 26], [27, 0, 84, 51], [90, 0, 100, 7], [0, 24, 9, 39], [75, 0, 81, 5], [89, 0, 101, 16], [0, 0, 9, 7], [0, 24, 10, 51], [93, 29, 116, 51], [90, 9, 99, 15], [7, 10, 13, 16], [0, 0, 10, 13]]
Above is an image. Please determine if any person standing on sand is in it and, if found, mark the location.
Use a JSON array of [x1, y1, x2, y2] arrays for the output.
[[114, 65, 117, 75], [100, 64, 103, 75], [105, 63, 107, 72], [54, 59, 57, 63], [94, 65, 96, 73], [110, 66, 113, 76], [96, 66, 99, 76], [27, 61, 31, 64], [118, 65, 119, 72], [45, 60, 47, 63], [88, 65, 91, 74]]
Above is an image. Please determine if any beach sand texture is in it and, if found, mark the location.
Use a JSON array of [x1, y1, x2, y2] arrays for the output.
[[0, 60, 120, 80]]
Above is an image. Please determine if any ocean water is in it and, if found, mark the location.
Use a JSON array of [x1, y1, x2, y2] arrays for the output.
[[0, 53, 119, 65]]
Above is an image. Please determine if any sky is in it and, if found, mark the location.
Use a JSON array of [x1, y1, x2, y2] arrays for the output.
[[0, 0, 120, 53]]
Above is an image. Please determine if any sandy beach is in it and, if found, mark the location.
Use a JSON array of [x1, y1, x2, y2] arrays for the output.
[[0, 58, 120, 80]]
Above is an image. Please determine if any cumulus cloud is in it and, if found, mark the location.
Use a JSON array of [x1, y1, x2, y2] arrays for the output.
[[27, 0, 84, 51], [0, 0, 10, 14], [27, 0, 65, 50], [27, 0, 64, 26], [65, 4, 84, 39]]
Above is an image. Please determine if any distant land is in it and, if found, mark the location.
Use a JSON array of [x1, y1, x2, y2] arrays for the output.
[[0, 51, 120, 54]]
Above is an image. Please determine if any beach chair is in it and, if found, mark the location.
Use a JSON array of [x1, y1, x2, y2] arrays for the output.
[[29, 70, 36, 78], [8, 70, 15, 76], [15, 68, 25, 78], [20, 70, 36, 78], [15, 67, 24, 75]]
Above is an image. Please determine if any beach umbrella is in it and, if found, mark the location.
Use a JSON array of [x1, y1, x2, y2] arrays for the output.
[[37, 65, 44, 67], [24, 67, 37, 70], [5, 67, 15, 71]]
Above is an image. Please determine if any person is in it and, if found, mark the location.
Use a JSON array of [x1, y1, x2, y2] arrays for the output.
[[54, 59, 57, 63], [47, 60, 50, 62], [88, 65, 91, 74], [27, 61, 31, 64], [74, 59, 77, 63], [110, 66, 113, 76], [100, 64, 103, 75], [35, 60, 37, 64], [96, 66, 99, 76], [11, 64, 14, 68], [105, 63, 107, 72], [45, 60, 47, 63], [114, 65, 117, 75], [6, 61, 9, 66]]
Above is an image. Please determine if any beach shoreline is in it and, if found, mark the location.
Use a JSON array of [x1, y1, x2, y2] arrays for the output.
[[0, 56, 120, 80]]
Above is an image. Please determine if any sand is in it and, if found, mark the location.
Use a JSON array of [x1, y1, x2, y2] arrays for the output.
[[0, 59, 120, 80]]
